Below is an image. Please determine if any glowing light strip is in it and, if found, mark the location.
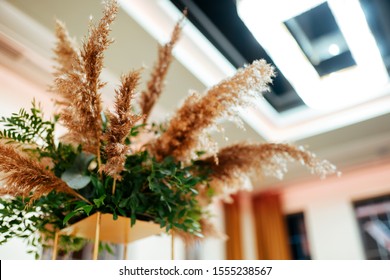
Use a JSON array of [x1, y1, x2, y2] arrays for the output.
[[328, 0, 387, 82], [237, 0, 388, 111], [116, 0, 390, 141]]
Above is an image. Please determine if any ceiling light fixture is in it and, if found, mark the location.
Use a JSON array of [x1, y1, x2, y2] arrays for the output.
[[328, 43, 340, 56], [237, 0, 388, 111]]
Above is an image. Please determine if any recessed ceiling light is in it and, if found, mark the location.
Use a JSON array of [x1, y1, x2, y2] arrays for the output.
[[237, 0, 388, 111], [328, 43, 340, 56]]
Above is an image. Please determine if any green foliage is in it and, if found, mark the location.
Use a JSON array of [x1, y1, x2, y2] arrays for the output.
[[0, 102, 212, 258], [61, 152, 95, 189], [57, 151, 209, 234], [0, 194, 86, 259], [0, 100, 56, 152], [94, 152, 209, 234]]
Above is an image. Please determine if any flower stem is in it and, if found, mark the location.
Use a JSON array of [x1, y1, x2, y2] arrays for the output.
[[112, 177, 117, 195], [72, 191, 92, 205], [97, 146, 102, 177]]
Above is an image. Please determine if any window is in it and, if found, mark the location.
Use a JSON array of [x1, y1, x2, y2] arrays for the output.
[[286, 212, 311, 260], [354, 194, 390, 260]]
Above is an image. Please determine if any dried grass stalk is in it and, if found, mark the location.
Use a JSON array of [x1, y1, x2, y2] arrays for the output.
[[51, 20, 82, 109], [139, 12, 185, 121], [53, 0, 118, 155], [102, 70, 143, 178], [151, 59, 275, 162], [0, 144, 88, 203], [53, 20, 82, 82], [198, 143, 338, 199]]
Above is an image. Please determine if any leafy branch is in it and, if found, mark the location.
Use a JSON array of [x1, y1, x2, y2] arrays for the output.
[[0, 193, 86, 259], [0, 100, 56, 154]]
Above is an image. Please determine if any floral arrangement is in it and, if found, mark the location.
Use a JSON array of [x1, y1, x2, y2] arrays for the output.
[[0, 0, 337, 258]]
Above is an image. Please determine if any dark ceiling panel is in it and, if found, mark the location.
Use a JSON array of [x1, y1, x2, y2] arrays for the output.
[[284, 2, 356, 77], [169, 0, 306, 113], [169, 0, 390, 113]]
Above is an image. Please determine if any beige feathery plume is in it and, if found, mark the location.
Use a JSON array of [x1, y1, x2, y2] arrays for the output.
[[51, 20, 82, 108], [139, 12, 185, 122], [54, 0, 118, 157], [198, 143, 338, 200], [52, 20, 82, 78], [0, 144, 88, 203], [102, 70, 143, 179], [151, 59, 275, 162]]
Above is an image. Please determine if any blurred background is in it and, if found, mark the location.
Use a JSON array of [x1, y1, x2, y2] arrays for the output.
[[1, 0, 390, 260]]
